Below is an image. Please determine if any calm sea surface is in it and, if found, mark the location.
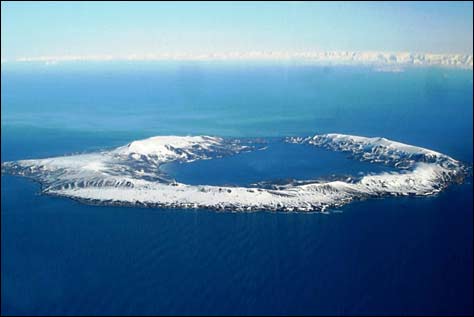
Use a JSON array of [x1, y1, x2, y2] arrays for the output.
[[1, 62, 473, 315]]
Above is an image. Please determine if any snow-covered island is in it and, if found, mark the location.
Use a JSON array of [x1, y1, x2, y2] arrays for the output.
[[1, 134, 470, 212]]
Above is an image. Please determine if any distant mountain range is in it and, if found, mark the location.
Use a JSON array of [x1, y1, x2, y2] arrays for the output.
[[3, 51, 473, 69]]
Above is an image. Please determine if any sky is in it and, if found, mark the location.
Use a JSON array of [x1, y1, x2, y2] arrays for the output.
[[1, 1, 473, 61]]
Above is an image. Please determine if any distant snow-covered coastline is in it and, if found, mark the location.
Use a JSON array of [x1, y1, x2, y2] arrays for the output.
[[5, 51, 473, 69], [2, 134, 470, 212]]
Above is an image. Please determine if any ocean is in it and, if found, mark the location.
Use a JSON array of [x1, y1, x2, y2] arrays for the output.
[[1, 62, 473, 315]]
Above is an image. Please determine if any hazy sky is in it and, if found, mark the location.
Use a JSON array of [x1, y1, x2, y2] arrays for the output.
[[1, 1, 473, 60]]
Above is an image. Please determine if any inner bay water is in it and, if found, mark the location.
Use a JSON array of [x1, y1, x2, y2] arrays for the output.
[[160, 141, 396, 187], [1, 62, 473, 315]]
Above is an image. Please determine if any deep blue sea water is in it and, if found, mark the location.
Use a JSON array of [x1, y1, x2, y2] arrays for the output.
[[1, 62, 473, 315]]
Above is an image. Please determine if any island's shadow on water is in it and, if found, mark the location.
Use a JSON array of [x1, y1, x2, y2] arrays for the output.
[[2, 174, 473, 315]]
